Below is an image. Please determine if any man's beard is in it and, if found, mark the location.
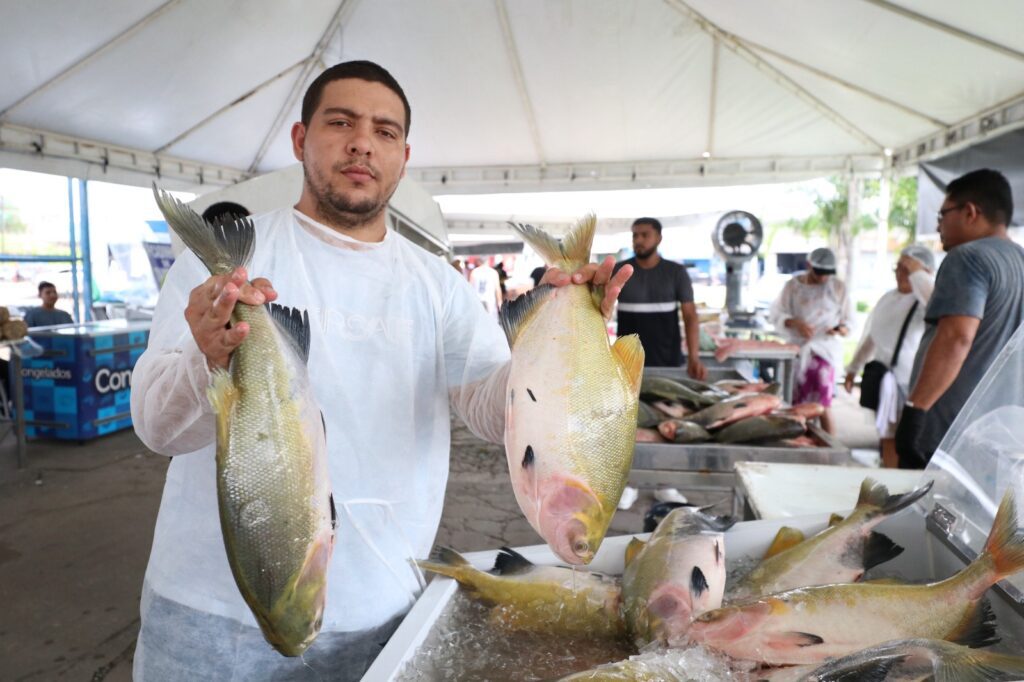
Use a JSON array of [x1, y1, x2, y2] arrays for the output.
[[304, 159, 389, 230], [634, 246, 656, 259]]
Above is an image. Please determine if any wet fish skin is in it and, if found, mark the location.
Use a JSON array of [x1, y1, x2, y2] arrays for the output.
[[636, 401, 662, 428], [416, 546, 624, 638], [688, 489, 1024, 666], [657, 419, 712, 443], [730, 478, 931, 600], [622, 507, 729, 647], [154, 188, 333, 657], [640, 375, 720, 408], [714, 414, 806, 444], [503, 217, 644, 565], [687, 392, 783, 430]]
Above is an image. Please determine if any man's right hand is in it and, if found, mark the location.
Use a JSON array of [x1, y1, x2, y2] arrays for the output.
[[185, 267, 277, 371], [785, 318, 815, 339]]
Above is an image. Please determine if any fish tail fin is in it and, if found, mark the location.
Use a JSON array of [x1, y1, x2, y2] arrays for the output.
[[856, 477, 933, 516], [932, 641, 1024, 681], [415, 546, 475, 581], [153, 184, 255, 275], [982, 489, 1024, 582], [611, 334, 645, 395], [863, 531, 904, 571], [510, 214, 595, 272], [206, 369, 238, 452]]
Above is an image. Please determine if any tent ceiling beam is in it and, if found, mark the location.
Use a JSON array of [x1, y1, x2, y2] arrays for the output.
[[862, 0, 1024, 63], [408, 154, 884, 194], [893, 90, 1024, 168], [705, 38, 719, 157], [663, 0, 884, 152], [0, 122, 247, 187], [0, 0, 183, 121], [247, 0, 359, 173], [740, 37, 949, 128], [494, 0, 546, 165], [154, 58, 308, 154]]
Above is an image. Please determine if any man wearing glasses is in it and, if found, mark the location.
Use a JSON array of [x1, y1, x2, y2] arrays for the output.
[[896, 168, 1023, 468]]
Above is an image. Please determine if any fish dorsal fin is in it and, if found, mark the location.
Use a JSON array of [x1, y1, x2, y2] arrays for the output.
[[499, 285, 554, 347], [611, 334, 645, 395], [153, 184, 255, 275], [492, 547, 534, 575], [828, 513, 845, 527], [267, 303, 311, 364], [624, 538, 646, 567], [509, 215, 596, 272], [863, 531, 904, 571], [947, 597, 1000, 649]]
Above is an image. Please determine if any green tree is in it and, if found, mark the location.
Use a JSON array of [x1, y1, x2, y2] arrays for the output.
[[788, 177, 876, 285], [888, 176, 918, 242]]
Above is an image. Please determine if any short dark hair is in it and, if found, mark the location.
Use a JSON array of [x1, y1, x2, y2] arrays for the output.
[[946, 169, 1013, 226], [632, 217, 663, 234], [301, 60, 411, 136], [38, 281, 56, 294], [202, 201, 250, 226]]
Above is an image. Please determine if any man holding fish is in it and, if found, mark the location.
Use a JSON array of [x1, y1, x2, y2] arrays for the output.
[[131, 60, 634, 680]]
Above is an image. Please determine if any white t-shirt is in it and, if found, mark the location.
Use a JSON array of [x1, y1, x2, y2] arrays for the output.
[[131, 207, 510, 632], [769, 272, 854, 370], [469, 264, 501, 316]]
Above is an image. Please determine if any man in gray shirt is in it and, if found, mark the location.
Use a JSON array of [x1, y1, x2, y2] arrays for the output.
[[24, 281, 73, 327], [896, 169, 1024, 467]]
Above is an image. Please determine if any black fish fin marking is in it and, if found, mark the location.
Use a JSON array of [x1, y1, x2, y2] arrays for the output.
[[267, 303, 311, 364], [527, 388, 537, 402], [690, 566, 709, 598], [492, 546, 535, 575], [765, 631, 824, 649], [818, 658, 900, 682], [863, 531, 904, 571], [948, 597, 1000, 649], [522, 445, 534, 469], [498, 284, 554, 347], [329, 493, 337, 530], [153, 184, 255, 275]]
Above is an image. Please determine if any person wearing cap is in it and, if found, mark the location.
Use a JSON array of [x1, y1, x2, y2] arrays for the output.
[[613, 217, 706, 377], [844, 245, 935, 467], [769, 247, 853, 434], [896, 168, 1024, 468]]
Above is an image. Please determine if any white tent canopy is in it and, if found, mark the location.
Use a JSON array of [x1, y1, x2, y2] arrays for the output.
[[2, 0, 1023, 194]]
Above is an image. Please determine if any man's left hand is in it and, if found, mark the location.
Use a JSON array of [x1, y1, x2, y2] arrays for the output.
[[687, 357, 707, 381], [541, 256, 633, 320], [827, 324, 849, 337]]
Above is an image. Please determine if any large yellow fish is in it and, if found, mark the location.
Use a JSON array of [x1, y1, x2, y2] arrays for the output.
[[154, 189, 334, 656], [501, 216, 643, 565]]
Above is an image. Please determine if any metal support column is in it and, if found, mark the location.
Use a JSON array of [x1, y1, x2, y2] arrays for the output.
[[66, 177, 82, 323], [77, 179, 94, 321]]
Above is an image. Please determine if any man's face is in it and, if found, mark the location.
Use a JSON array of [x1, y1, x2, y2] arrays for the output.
[[631, 223, 661, 259], [936, 196, 974, 251], [894, 261, 912, 293], [291, 78, 410, 228], [40, 286, 58, 307]]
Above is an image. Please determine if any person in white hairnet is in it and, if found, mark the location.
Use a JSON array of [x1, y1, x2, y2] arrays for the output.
[[129, 60, 633, 682], [769, 247, 853, 434], [844, 245, 936, 467]]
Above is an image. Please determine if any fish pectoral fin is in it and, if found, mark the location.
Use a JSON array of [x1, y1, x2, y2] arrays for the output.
[[863, 531, 904, 571], [206, 369, 238, 452], [611, 334, 644, 395], [762, 631, 824, 650], [947, 596, 1000, 649], [267, 304, 312, 364], [624, 538, 646, 567], [498, 284, 554, 347]]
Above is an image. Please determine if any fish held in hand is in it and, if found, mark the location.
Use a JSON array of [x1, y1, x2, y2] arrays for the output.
[[622, 506, 734, 647], [154, 188, 334, 657], [502, 216, 643, 565], [689, 488, 1024, 666], [731, 478, 930, 600], [416, 546, 624, 638]]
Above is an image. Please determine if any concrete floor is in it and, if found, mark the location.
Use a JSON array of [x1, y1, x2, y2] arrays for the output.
[[0, 389, 878, 681]]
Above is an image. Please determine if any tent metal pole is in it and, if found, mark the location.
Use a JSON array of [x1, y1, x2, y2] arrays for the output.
[[77, 180, 94, 322], [664, 0, 885, 152], [247, 0, 361, 173], [0, 0, 183, 120], [494, 0, 546, 166], [66, 178, 81, 323], [862, 0, 1024, 63], [705, 37, 720, 158], [737, 37, 949, 128], [154, 59, 307, 154]]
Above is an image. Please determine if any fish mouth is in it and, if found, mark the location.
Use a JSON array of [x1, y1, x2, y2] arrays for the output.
[[538, 481, 606, 565]]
